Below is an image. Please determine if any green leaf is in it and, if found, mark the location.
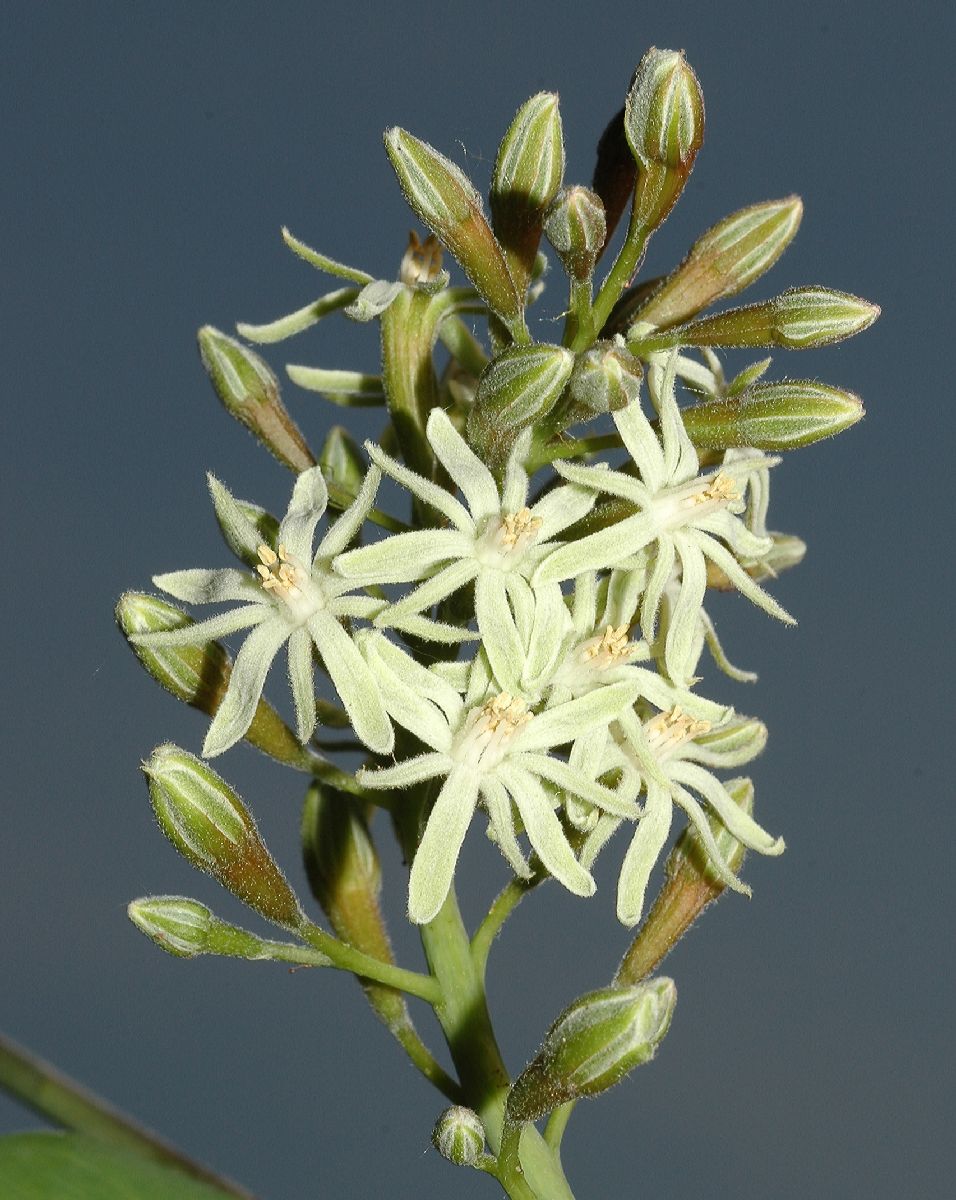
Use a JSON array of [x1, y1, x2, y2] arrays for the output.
[[0, 1133, 242, 1200]]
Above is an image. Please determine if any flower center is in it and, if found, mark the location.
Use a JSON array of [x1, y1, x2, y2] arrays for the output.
[[690, 472, 739, 506], [580, 624, 637, 669], [400, 231, 443, 285], [257, 543, 303, 596], [652, 470, 741, 532], [455, 691, 533, 771], [496, 508, 542, 551], [644, 706, 710, 757]]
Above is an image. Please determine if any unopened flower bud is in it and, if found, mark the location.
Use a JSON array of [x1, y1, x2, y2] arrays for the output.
[[319, 425, 367, 504], [639, 287, 880, 352], [128, 896, 265, 960], [116, 594, 315, 772], [385, 127, 521, 323], [198, 327, 315, 472], [544, 187, 607, 283], [301, 784, 381, 934], [566, 341, 642, 419], [491, 92, 565, 291], [431, 1106, 486, 1167], [616, 779, 757, 985], [507, 979, 676, 1120], [466, 343, 574, 472], [682, 379, 863, 451], [636, 198, 803, 330], [144, 745, 304, 930], [624, 48, 704, 233]]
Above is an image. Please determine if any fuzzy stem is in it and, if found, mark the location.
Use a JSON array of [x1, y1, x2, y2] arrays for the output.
[[298, 921, 441, 1004]]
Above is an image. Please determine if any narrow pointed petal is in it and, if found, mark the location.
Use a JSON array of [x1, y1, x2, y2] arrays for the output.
[[654, 351, 698, 483], [308, 613, 393, 754], [367, 441, 474, 532], [614, 401, 666, 493], [617, 783, 673, 926], [380, 558, 480, 623], [664, 535, 708, 684], [500, 431, 533, 514], [480, 777, 532, 879], [531, 480, 599, 540], [426, 409, 501, 522], [518, 753, 639, 819], [506, 573, 537, 646], [385, 610, 479, 645], [208, 474, 268, 562], [316, 464, 381, 560], [358, 752, 450, 791], [276, 465, 329, 564], [640, 539, 675, 642], [202, 619, 292, 757], [520, 681, 639, 752], [700, 607, 758, 683], [475, 572, 525, 695], [334, 528, 472, 584], [570, 572, 598, 635], [133, 604, 271, 648], [364, 632, 462, 736], [525, 582, 569, 688], [287, 626, 316, 743], [553, 461, 649, 507], [533, 512, 657, 586], [696, 532, 796, 624], [502, 767, 595, 897], [408, 768, 480, 923], [672, 762, 783, 855], [671, 784, 751, 895], [152, 568, 261, 606]]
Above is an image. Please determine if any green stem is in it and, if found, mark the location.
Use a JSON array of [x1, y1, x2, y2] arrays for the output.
[[0, 1034, 255, 1199], [562, 279, 595, 350], [585, 208, 651, 348], [471, 867, 544, 986], [298, 922, 441, 1005], [543, 1102, 574, 1153], [527, 431, 624, 473]]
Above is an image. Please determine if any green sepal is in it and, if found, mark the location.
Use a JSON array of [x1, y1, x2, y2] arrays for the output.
[[197, 326, 315, 473], [319, 425, 367, 503], [144, 744, 304, 930], [682, 379, 864, 451]]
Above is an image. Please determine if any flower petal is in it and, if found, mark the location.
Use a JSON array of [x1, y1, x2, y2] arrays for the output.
[[671, 783, 751, 895], [316, 464, 382, 560], [367, 441, 474, 532], [308, 612, 393, 754], [475, 571, 525, 696], [672, 762, 783, 855], [664, 534, 709, 684], [517, 752, 639, 819], [357, 752, 450, 791], [152, 568, 261, 606], [334, 529, 472, 584], [499, 766, 594, 897], [499, 430, 533, 514], [202, 618, 291, 756], [532, 511, 657, 586], [408, 768, 480, 923], [614, 399, 666, 493], [207, 474, 265, 562], [639, 539, 675, 643], [132, 603, 271, 648], [695, 531, 796, 624], [480, 776, 532, 879], [287, 626, 316, 742], [378, 557, 480, 621], [617, 781, 673, 926], [278, 466, 329, 564], [519, 681, 639, 752], [426, 408, 501, 523]]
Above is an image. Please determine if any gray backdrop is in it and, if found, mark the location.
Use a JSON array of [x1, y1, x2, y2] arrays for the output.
[[2, 3, 953, 1197]]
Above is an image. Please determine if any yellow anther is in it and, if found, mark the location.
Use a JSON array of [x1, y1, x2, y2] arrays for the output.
[[645, 706, 711, 750], [581, 624, 634, 665], [498, 507, 543, 550], [400, 231, 444, 285], [256, 543, 303, 596], [481, 691, 533, 734], [692, 471, 740, 506]]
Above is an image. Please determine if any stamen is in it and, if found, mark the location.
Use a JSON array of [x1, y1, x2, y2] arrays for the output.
[[645, 706, 710, 752], [481, 691, 533, 734], [498, 507, 543, 551], [691, 471, 740, 506], [581, 624, 636, 667], [256, 543, 303, 597], [399, 231, 444, 285]]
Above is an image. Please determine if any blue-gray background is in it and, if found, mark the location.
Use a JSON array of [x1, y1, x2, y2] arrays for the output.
[[2, 3, 952, 1197]]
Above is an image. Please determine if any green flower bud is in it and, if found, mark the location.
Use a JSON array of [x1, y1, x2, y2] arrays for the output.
[[385, 127, 521, 324], [466, 343, 574, 472], [127, 896, 265, 960], [591, 105, 635, 253], [116, 594, 315, 772], [144, 745, 304, 930], [491, 92, 565, 292], [625, 48, 704, 232], [616, 779, 756, 984], [682, 379, 863, 451], [507, 979, 676, 1121], [319, 425, 367, 503], [431, 1106, 486, 1168], [197, 327, 315, 473], [301, 784, 382, 937], [566, 341, 642, 418], [636, 198, 803, 330], [636, 287, 880, 352], [544, 186, 607, 283]]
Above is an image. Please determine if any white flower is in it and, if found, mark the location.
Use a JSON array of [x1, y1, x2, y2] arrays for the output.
[[579, 705, 783, 926], [532, 353, 795, 685], [132, 466, 393, 758], [333, 407, 595, 690], [355, 633, 641, 923]]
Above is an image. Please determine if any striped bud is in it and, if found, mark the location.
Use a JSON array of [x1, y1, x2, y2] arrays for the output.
[[682, 379, 863, 451], [198, 327, 315, 472], [565, 342, 642, 419], [128, 896, 265, 960], [144, 745, 304, 929], [544, 186, 607, 283], [431, 1106, 486, 1168]]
